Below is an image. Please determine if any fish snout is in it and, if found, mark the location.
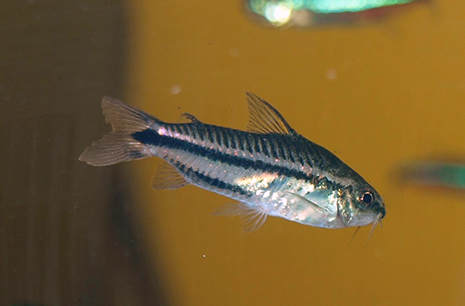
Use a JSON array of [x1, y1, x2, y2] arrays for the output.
[[377, 204, 386, 220]]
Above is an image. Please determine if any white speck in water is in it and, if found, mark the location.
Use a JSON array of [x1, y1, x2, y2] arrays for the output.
[[202, 254, 206, 258], [229, 48, 240, 58], [170, 85, 182, 95], [325, 68, 337, 81]]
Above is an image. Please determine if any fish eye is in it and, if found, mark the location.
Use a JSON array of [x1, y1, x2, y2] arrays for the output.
[[359, 191, 374, 207]]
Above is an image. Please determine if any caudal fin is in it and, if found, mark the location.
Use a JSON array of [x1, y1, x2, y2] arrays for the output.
[[79, 96, 158, 166]]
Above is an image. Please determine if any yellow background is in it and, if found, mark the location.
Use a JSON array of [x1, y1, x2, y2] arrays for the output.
[[126, 1, 465, 305]]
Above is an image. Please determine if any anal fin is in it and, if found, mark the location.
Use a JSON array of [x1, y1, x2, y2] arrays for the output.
[[212, 202, 268, 232], [152, 159, 189, 190]]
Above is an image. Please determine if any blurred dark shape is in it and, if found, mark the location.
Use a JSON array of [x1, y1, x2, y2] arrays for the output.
[[0, 1, 169, 305], [245, 0, 429, 27], [398, 161, 465, 190]]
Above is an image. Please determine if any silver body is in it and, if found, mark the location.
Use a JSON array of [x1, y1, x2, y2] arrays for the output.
[[152, 123, 345, 228]]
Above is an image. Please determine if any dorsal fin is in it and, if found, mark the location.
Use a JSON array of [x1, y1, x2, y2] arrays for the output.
[[245, 92, 295, 135], [151, 159, 189, 190]]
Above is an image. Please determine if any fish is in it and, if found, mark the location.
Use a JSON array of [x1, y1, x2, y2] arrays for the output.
[[79, 93, 385, 233], [399, 160, 465, 191], [246, 0, 429, 27]]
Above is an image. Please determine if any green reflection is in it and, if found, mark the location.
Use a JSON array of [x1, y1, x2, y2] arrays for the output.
[[248, 0, 418, 25], [402, 162, 465, 190], [249, 0, 415, 14], [307, 0, 414, 13]]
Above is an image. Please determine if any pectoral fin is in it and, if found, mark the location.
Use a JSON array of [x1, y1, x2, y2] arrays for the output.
[[284, 192, 329, 213], [212, 202, 268, 232]]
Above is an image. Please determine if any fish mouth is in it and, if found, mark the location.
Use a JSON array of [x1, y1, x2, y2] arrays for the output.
[[374, 201, 386, 220], [379, 207, 386, 219]]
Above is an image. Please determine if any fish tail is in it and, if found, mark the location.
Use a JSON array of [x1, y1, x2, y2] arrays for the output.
[[79, 96, 159, 166]]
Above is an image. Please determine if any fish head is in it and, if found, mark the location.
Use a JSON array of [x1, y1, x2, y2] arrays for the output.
[[338, 183, 385, 227]]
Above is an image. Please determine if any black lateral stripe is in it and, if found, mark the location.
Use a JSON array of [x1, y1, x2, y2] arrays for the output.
[[206, 126, 214, 143], [286, 139, 296, 163], [245, 134, 253, 153], [214, 126, 223, 147], [174, 161, 250, 196], [220, 127, 229, 149], [132, 128, 312, 182], [259, 137, 270, 157], [226, 128, 237, 150], [301, 144, 314, 168], [252, 135, 261, 154], [179, 124, 187, 135], [237, 132, 245, 151], [196, 125, 205, 142], [280, 141, 290, 160], [297, 150, 306, 168], [269, 136, 279, 160], [178, 124, 185, 135], [174, 124, 182, 134], [222, 128, 231, 149], [188, 124, 197, 139], [308, 142, 323, 168], [276, 140, 286, 160], [166, 125, 175, 137]]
